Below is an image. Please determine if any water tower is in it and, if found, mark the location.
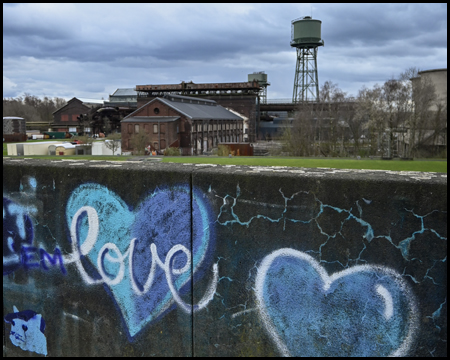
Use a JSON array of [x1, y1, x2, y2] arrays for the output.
[[248, 71, 270, 104], [291, 16, 324, 103]]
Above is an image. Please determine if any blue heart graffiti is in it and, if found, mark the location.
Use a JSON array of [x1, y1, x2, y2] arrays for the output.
[[255, 249, 419, 357], [64, 183, 216, 339]]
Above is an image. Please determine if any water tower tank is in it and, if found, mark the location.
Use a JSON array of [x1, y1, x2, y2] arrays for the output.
[[248, 72, 268, 85], [291, 16, 324, 47]]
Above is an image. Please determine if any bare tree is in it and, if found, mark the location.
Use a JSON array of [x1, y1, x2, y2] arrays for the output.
[[3, 94, 67, 127], [104, 133, 122, 155], [281, 102, 315, 156], [72, 135, 94, 146], [129, 130, 150, 155], [316, 81, 350, 156], [281, 81, 357, 157]]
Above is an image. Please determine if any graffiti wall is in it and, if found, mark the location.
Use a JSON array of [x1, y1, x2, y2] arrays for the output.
[[3, 159, 447, 356]]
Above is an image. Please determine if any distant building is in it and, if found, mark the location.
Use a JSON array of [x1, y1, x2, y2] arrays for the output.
[[411, 68, 447, 111], [406, 68, 447, 157], [3, 116, 27, 142], [135, 80, 260, 142], [104, 88, 138, 110], [52, 98, 92, 133], [121, 93, 244, 155]]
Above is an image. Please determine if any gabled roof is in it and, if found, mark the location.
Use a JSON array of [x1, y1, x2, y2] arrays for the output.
[[52, 97, 89, 114], [123, 94, 243, 121]]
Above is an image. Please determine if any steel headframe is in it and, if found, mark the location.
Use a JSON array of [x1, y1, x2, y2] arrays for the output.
[[292, 46, 319, 104]]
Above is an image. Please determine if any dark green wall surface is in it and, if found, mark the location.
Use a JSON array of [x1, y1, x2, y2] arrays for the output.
[[3, 159, 447, 356]]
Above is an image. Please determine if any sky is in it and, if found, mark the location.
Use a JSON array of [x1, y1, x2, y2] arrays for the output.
[[3, 3, 447, 102]]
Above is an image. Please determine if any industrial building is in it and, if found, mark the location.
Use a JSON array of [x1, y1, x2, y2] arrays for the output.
[[405, 68, 447, 157], [103, 88, 138, 111], [52, 98, 95, 133], [121, 93, 244, 155], [135, 80, 261, 142]]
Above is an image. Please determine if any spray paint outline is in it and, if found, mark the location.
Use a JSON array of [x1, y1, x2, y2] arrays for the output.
[[254, 248, 419, 357]]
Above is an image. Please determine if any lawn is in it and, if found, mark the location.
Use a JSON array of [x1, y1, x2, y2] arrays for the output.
[[162, 156, 447, 173], [3, 155, 132, 161], [3, 142, 447, 172]]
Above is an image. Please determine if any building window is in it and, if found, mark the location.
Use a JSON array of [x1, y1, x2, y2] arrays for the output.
[[160, 124, 165, 134], [128, 124, 133, 134], [135, 124, 139, 133], [69, 127, 77, 132], [154, 108, 160, 114], [72, 114, 78, 121], [153, 124, 158, 134], [61, 114, 69, 121]]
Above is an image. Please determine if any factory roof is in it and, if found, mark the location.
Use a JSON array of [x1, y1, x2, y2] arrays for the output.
[[123, 94, 243, 121], [121, 116, 180, 123], [110, 88, 138, 96]]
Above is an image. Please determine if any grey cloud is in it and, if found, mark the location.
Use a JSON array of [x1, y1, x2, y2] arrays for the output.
[[2, 3, 447, 100]]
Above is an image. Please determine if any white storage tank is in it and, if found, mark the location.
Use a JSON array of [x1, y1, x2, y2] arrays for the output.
[[55, 143, 77, 156]]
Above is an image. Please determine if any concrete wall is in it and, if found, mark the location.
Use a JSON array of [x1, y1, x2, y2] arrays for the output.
[[3, 159, 447, 357]]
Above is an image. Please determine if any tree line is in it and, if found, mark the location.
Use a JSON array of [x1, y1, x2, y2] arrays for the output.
[[3, 94, 67, 125], [280, 67, 447, 158]]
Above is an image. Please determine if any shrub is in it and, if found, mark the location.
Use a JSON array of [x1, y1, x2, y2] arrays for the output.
[[164, 147, 181, 156], [217, 144, 230, 156]]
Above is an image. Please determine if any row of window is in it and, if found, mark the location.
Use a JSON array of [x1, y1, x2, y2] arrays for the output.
[[126, 122, 242, 135], [193, 122, 242, 132], [193, 134, 242, 145], [128, 124, 166, 134], [61, 114, 78, 122]]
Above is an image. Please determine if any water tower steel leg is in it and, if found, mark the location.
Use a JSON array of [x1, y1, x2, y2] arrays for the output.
[[293, 46, 320, 103], [314, 47, 319, 101]]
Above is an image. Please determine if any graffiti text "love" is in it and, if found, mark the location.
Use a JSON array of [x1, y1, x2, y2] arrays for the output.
[[64, 206, 218, 313]]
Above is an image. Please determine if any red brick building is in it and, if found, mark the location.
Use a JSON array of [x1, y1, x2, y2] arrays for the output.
[[51, 98, 90, 133], [121, 94, 244, 155]]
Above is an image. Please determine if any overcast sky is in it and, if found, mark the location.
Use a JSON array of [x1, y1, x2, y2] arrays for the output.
[[3, 3, 447, 102]]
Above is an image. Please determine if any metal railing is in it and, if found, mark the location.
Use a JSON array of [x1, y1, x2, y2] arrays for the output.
[[265, 99, 293, 104]]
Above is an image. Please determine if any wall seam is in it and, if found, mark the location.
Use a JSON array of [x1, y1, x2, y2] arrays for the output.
[[190, 169, 194, 357]]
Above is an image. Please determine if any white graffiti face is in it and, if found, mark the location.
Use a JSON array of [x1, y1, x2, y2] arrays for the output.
[[255, 249, 419, 357], [5, 306, 47, 356]]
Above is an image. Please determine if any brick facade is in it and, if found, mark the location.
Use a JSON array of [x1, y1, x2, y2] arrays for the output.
[[52, 98, 90, 133]]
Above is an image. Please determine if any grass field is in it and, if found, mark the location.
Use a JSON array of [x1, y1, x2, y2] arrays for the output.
[[3, 155, 132, 161], [3, 143, 447, 172], [162, 156, 447, 173]]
